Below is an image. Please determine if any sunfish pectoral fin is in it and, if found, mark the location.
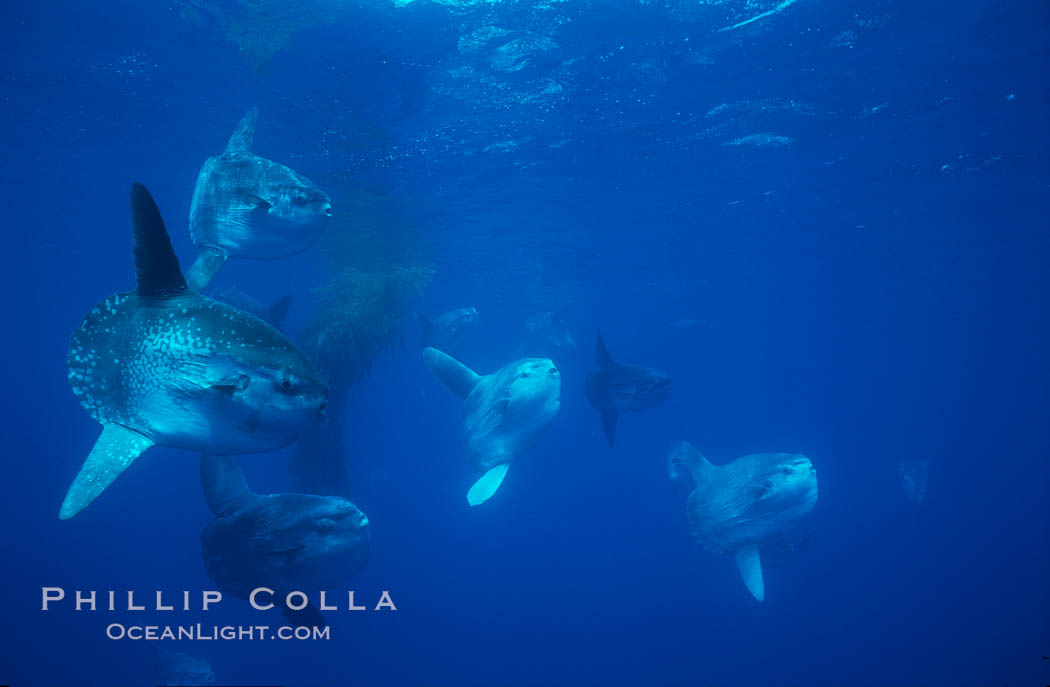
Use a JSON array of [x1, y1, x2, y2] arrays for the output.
[[185, 245, 227, 292], [600, 410, 618, 448], [423, 347, 481, 399], [735, 545, 765, 602], [467, 464, 510, 506], [59, 424, 154, 520], [244, 193, 272, 210]]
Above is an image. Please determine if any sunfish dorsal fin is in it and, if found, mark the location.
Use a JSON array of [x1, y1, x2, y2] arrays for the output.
[[267, 295, 293, 328], [735, 545, 765, 601], [467, 464, 510, 506], [200, 455, 255, 517], [667, 441, 716, 485], [59, 424, 154, 519], [131, 183, 187, 297], [423, 347, 481, 399], [595, 330, 616, 368], [224, 107, 258, 154]]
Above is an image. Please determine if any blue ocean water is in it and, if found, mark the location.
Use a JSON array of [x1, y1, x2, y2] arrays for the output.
[[1, 0, 1048, 685]]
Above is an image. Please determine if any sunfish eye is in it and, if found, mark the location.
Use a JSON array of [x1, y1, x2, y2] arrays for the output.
[[317, 518, 335, 532]]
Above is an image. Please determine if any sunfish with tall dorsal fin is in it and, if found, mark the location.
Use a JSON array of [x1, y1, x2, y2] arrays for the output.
[[667, 441, 818, 601], [423, 347, 560, 506], [199, 454, 369, 628], [585, 330, 671, 448], [62, 183, 328, 520], [186, 108, 332, 290]]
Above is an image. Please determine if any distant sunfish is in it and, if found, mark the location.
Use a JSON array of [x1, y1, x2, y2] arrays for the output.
[[668, 441, 818, 601], [585, 330, 671, 447], [210, 287, 292, 330], [898, 459, 933, 505], [418, 307, 479, 351], [151, 645, 215, 686], [517, 310, 576, 358], [187, 108, 332, 290], [62, 183, 328, 519], [423, 347, 560, 505], [200, 454, 369, 627]]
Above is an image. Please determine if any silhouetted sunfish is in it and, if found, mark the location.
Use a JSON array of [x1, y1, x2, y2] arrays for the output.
[[200, 454, 369, 627], [585, 330, 671, 447]]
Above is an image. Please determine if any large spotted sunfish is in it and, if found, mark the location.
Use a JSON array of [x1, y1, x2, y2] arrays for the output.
[[62, 183, 328, 520]]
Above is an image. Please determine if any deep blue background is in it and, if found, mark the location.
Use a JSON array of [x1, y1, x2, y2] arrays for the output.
[[1, 0, 1048, 685]]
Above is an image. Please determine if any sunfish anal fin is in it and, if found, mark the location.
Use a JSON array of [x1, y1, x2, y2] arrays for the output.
[[59, 424, 154, 519], [280, 599, 326, 629], [224, 107, 257, 154], [423, 347, 481, 399], [185, 245, 228, 292], [601, 410, 618, 448], [200, 455, 255, 517], [735, 545, 765, 602], [467, 464, 510, 506]]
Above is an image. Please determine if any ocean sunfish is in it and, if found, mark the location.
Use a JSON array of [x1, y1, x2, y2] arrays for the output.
[[668, 441, 818, 601], [151, 645, 215, 686], [423, 347, 560, 505], [186, 108, 332, 290], [62, 183, 328, 519], [210, 287, 292, 330], [417, 306, 479, 351], [898, 459, 933, 504], [585, 330, 671, 447], [517, 310, 576, 359], [199, 454, 369, 627]]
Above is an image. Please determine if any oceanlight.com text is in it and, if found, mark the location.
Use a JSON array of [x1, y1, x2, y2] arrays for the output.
[[105, 623, 330, 641]]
